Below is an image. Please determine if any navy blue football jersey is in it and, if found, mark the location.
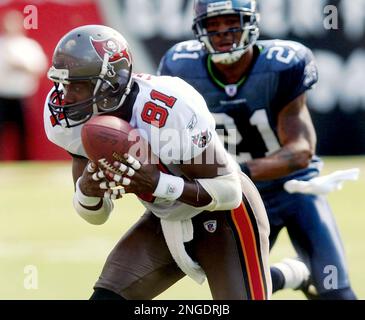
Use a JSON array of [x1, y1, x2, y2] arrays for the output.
[[159, 41, 356, 296], [158, 39, 321, 186]]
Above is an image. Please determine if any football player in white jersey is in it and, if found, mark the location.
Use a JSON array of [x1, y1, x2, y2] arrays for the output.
[[44, 25, 271, 300]]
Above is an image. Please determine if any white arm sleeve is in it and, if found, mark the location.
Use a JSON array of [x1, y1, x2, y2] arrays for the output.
[[73, 178, 114, 225], [73, 196, 114, 225], [197, 172, 242, 212]]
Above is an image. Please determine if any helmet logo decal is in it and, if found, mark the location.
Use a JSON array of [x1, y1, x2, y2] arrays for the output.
[[90, 36, 131, 65], [207, 1, 233, 12]]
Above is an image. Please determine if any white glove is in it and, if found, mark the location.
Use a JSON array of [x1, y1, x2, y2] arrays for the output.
[[283, 168, 360, 195]]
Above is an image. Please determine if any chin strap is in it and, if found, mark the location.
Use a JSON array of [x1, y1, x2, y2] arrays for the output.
[[92, 52, 133, 114], [92, 53, 110, 114], [116, 75, 132, 109]]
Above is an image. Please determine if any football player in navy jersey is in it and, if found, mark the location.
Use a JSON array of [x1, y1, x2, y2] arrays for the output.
[[158, 0, 356, 299]]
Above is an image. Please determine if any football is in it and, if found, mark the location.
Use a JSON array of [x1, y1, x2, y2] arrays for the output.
[[81, 115, 149, 173]]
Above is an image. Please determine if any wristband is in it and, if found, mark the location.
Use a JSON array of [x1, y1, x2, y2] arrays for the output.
[[152, 172, 184, 201]]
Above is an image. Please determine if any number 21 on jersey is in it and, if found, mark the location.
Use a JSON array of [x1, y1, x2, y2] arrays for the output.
[[213, 110, 280, 162]]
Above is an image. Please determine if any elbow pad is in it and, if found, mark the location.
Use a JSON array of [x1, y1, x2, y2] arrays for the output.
[[73, 195, 114, 225], [197, 172, 242, 212], [73, 178, 114, 225]]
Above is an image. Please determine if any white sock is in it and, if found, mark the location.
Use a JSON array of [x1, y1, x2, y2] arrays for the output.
[[273, 258, 310, 290]]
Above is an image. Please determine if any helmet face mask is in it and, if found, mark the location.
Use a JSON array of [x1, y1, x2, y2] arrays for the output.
[[47, 25, 133, 128], [48, 80, 119, 128], [192, 0, 259, 64]]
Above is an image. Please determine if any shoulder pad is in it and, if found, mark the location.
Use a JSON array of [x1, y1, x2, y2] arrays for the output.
[[258, 40, 315, 72], [158, 40, 205, 77], [132, 76, 216, 163]]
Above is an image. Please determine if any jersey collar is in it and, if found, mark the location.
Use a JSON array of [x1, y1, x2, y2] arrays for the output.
[[206, 45, 262, 97]]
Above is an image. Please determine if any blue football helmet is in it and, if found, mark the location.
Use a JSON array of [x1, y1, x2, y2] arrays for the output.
[[192, 0, 259, 64]]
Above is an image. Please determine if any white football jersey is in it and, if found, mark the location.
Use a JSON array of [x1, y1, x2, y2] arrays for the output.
[[44, 74, 217, 218]]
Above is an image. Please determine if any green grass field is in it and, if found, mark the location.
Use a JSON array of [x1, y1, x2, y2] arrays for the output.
[[0, 157, 364, 300]]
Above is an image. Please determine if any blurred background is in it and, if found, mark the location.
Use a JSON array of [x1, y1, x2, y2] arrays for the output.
[[0, 0, 364, 300], [1, 0, 364, 160]]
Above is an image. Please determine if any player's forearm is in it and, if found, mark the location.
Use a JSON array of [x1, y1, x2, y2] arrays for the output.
[[152, 172, 212, 207], [245, 146, 313, 181], [153, 171, 242, 211], [178, 180, 212, 207]]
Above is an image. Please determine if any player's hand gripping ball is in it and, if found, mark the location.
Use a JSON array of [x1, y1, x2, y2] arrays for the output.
[[81, 115, 158, 200]]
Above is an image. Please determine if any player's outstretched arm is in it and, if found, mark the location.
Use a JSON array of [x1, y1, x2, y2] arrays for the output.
[[245, 93, 316, 181]]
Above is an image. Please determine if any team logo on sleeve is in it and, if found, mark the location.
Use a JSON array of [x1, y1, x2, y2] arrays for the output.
[[203, 220, 217, 233], [90, 36, 131, 65], [192, 129, 212, 148]]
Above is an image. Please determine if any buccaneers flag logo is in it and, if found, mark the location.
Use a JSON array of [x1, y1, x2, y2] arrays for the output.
[[90, 36, 131, 65], [192, 129, 212, 148]]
